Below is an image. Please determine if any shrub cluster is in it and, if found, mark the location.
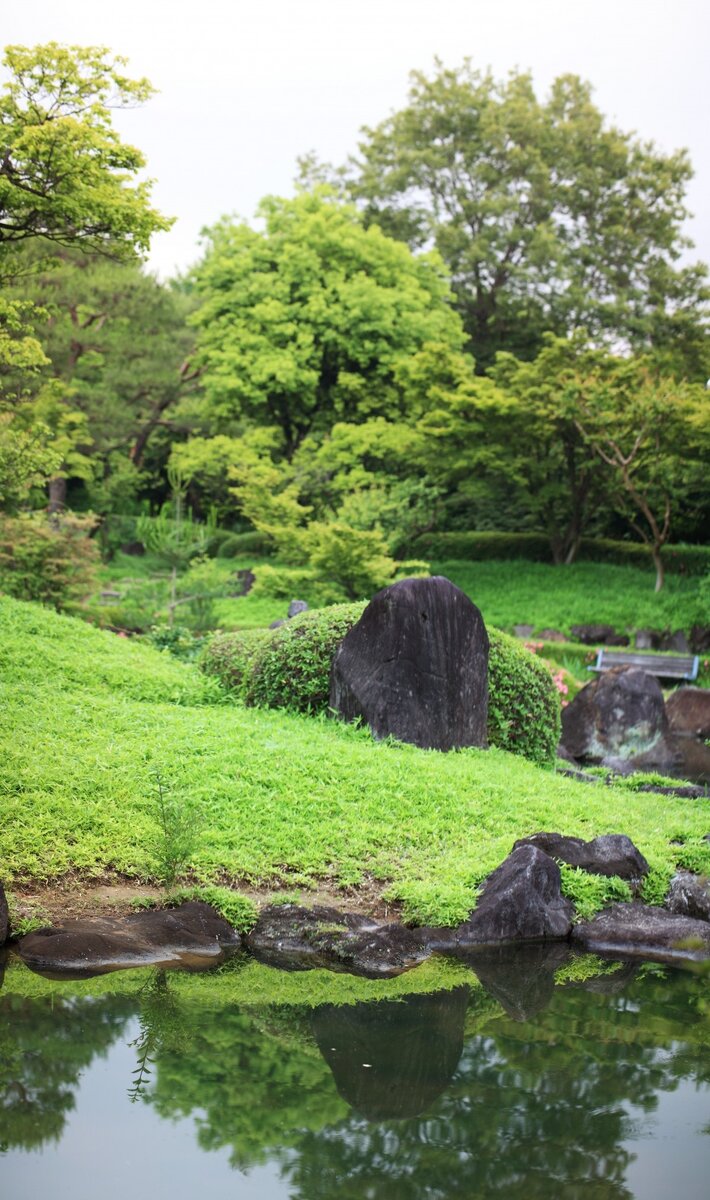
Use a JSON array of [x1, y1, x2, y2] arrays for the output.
[[406, 530, 710, 575], [202, 602, 560, 764], [0, 512, 100, 610]]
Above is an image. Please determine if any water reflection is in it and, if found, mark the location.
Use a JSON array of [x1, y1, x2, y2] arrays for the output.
[[1, 951, 709, 1199]]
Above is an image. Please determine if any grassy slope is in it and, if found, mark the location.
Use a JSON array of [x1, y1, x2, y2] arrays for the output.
[[1, 596, 708, 925]]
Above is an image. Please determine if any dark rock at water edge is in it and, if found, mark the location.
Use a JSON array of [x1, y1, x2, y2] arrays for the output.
[[666, 871, 710, 922], [0, 880, 8, 946], [666, 687, 710, 739], [17, 901, 241, 977], [513, 832, 649, 880], [456, 845, 574, 946], [560, 666, 670, 764], [312, 988, 469, 1119], [572, 902, 710, 962], [330, 575, 489, 751], [246, 904, 429, 978]]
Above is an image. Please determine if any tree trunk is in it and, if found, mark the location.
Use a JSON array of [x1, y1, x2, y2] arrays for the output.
[[652, 547, 665, 592], [47, 476, 67, 520]]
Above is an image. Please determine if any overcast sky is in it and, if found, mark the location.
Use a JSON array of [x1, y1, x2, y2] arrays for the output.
[[3, 0, 709, 278]]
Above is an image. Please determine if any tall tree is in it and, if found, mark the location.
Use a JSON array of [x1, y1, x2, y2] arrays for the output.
[[314, 62, 709, 372], [191, 190, 467, 456]]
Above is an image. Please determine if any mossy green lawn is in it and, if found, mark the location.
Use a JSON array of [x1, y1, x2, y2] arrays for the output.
[[1, 596, 708, 926]]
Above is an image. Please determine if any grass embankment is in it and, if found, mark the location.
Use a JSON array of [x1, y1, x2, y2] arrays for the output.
[[1, 596, 709, 927]]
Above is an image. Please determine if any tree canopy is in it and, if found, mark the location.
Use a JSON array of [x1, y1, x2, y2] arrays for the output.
[[308, 61, 709, 372], [191, 190, 467, 455]]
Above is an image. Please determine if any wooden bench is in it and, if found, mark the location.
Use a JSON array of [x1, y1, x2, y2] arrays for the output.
[[588, 649, 699, 681]]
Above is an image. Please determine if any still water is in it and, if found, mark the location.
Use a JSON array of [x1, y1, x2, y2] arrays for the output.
[[1, 947, 709, 1199]]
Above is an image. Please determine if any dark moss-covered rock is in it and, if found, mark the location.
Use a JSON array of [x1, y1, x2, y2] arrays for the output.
[[330, 576, 489, 751], [17, 902, 241, 977], [572, 902, 710, 962], [245, 904, 428, 978], [561, 666, 670, 764], [456, 846, 574, 946], [513, 832, 649, 880], [666, 686, 710, 739], [666, 870, 710, 922]]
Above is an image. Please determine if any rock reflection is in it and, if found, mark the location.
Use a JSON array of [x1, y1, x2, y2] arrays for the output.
[[311, 987, 470, 1119]]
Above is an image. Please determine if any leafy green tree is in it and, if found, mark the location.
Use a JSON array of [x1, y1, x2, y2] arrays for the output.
[[570, 361, 710, 590], [0, 42, 170, 266], [192, 190, 467, 456], [315, 61, 708, 372]]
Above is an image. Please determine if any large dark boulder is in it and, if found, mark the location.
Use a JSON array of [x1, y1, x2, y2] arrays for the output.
[[330, 576, 489, 751], [456, 845, 574, 947], [0, 880, 8, 946], [560, 666, 670, 763], [666, 687, 710, 739], [17, 901, 241, 977], [246, 904, 428, 978], [572, 902, 710, 962], [666, 871, 710, 922], [512, 832, 649, 880]]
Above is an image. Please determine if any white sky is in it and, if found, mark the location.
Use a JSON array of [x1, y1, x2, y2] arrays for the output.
[[3, 0, 709, 279]]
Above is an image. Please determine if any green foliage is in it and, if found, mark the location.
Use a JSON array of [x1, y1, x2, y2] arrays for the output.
[[167, 886, 258, 933], [0, 42, 171, 259], [201, 628, 269, 692], [410, 531, 554, 562], [245, 604, 366, 712], [149, 769, 201, 888], [0, 511, 99, 610], [250, 563, 345, 606], [144, 624, 202, 662], [558, 865, 633, 921], [213, 530, 272, 559], [2, 594, 709, 924], [486, 627, 561, 766], [305, 522, 396, 599]]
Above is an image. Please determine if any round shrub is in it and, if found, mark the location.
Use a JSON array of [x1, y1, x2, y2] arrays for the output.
[[487, 627, 561, 766], [201, 628, 270, 693], [246, 604, 366, 711], [202, 601, 561, 764]]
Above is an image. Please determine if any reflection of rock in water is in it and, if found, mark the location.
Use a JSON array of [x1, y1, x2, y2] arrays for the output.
[[311, 987, 469, 1120], [461, 942, 571, 1021]]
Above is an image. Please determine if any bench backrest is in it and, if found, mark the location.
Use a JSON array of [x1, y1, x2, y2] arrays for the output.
[[589, 649, 699, 680]]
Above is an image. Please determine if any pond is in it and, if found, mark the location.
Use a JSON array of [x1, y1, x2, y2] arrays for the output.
[[1, 946, 709, 1199]]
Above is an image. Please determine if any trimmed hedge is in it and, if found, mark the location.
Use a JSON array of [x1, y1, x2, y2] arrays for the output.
[[406, 531, 710, 576], [202, 603, 560, 765]]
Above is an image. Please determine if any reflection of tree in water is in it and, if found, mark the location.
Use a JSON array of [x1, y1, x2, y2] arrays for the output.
[[0, 987, 133, 1152]]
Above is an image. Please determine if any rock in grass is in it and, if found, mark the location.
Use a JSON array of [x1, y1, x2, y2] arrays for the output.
[[456, 845, 574, 946], [666, 686, 710, 739], [0, 881, 8, 946], [17, 902, 241, 977], [246, 904, 428, 978], [666, 871, 710, 922], [560, 666, 670, 764], [330, 576, 489, 751], [513, 832, 649, 880], [572, 902, 710, 962]]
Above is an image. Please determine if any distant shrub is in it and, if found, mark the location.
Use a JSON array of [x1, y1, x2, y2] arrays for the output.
[[202, 601, 561, 763], [250, 563, 346, 606], [407, 530, 710, 575], [0, 512, 99, 610], [213, 530, 272, 559]]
